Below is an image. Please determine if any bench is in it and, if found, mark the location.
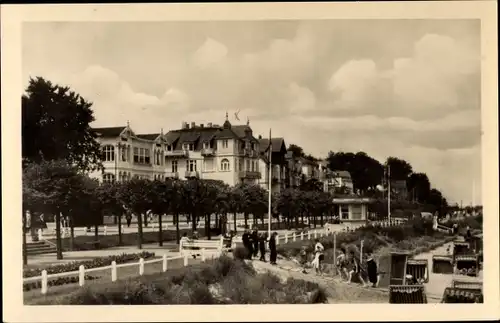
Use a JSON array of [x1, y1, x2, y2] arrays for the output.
[[179, 237, 224, 258]]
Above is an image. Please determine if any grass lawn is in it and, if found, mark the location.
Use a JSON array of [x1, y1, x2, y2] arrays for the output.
[[48, 228, 199, 251], [24, 255, 205, 304]]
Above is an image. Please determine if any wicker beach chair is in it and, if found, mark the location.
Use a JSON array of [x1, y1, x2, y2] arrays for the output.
[[389, 285, 428, 304], [432, 255, 454, 274], [441, 287, 483, 303]]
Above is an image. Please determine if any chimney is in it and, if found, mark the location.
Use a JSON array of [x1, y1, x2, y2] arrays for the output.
[[258, 135, 262, 139], [186, 124, 190, 129], [191, 122, 196, 128], [207, 122, 213, 127], [182, 121, 188, 129], [200, 124, 204, 128]]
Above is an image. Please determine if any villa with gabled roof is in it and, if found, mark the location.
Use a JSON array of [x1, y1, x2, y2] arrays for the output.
[[91, 114, 262, 186]]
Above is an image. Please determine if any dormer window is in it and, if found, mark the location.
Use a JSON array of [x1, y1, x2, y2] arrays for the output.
[[166, 144, 172, 151], [203, 142, 209, 149]]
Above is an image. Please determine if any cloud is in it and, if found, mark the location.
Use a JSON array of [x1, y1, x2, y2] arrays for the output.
[[191, 38, 228, 69], [22, 21, 482, 204]]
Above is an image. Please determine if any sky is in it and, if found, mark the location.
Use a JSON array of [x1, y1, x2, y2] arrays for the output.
[[22, 20, 482, 205]]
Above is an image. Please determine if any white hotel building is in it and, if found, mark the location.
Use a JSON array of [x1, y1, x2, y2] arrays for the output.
[[91, 115, 262, 186]]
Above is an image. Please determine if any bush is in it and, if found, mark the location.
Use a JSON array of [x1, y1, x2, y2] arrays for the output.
[[33, 255, 325, 305], [23, 275, 99, 291], [233, 246, 249, 260]]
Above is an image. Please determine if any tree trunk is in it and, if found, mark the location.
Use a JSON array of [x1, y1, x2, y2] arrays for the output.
[[215, 214, 219, 229], [175, 213, 180, 244], [295, 213, 299, 228], [313, 214, 317, 228], [233, 212, 237, 233], [55, 212, 63, 260], [320, 212, 324, 227], [117, 213, 123, 246], [69, 217, 75, 251], [158, 213, 163, 247], [143, 212, 149, 228], [207, 214, 211, 240], [137, 213, 143, 249], [94, 223, 98, 241], [191, 213, 197, 233], [244, 212, 248, 228], [22, 210, 27, 266]]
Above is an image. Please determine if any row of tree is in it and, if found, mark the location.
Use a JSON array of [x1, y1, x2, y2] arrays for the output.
[[23, 160, 342, 262]]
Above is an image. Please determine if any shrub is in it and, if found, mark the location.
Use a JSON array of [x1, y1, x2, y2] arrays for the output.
[[233, 246, 249, 260]]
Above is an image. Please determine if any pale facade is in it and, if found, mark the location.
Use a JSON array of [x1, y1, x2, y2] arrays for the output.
[[92, 116, 261, 186]]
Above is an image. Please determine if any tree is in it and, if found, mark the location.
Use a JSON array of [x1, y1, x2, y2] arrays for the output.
[[22, 77, 103, 172], [407, 172, 431, 204], [287, 144, 305, 158], [95, 182, 127, 245], [148, 180, 174, 247], [22, 160, 83, 259], [119, 178, 153, 249], [228, 186, 244, 233], [386, 157, 413, 181], [300, 178, 323, 192], [427, 188, 449, 216], [326, 151, 384, 193]]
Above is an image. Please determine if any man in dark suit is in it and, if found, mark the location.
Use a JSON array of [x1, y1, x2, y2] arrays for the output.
[[242, 230, 252, 259], [251, 228, 259, 258], [269, 232, 278, 265]]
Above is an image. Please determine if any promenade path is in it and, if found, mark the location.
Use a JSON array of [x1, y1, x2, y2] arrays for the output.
[[250, 238, 482, 303]]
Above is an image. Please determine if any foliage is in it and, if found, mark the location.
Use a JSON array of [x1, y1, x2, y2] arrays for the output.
[[33, 255, 326, 305], [22, 77, 103, 172], [386, 156, 413, 181]]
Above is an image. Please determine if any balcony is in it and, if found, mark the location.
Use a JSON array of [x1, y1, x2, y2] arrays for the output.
[[164, 172, 179, 179], [241, 149, 257, 158], [165, 150, 189, 157], [185, 170, 200, 178], [239, 170, 261, 179], [201, 148, 215, 156]]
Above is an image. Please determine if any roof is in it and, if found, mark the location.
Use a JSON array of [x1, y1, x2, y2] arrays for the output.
[[93, 126, 126, 137], [258, 138, 286, 153], [136, 133, 160, 141], [164, 131, 181, 145]]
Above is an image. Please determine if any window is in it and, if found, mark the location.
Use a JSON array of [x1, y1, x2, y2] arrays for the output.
[[189, 143, 194, 151], [203, 142, 209, 149], [251, 143, 255, 150], [103, 173, 115, 183], [340, 205, 349, 220], [222, 140, 228, 149], [171, 160, 178, 173], [166, 145, 172, 151], [221, 158, 230, 171], [246, 159, 250, 171], [102, 145, 115, 162], [133, 147, 150, 164], [155, 150, 162, 165], [183, 143, 188, 151], [186, 160, 197, 172], [239, 159, 243, 172]]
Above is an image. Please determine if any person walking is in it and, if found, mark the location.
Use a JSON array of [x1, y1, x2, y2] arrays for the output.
[[366, 254, 379, 288], [126, 214, 132, 228], [269, 232, 277, 265], [259, 233, 267, 262], [336, 247, 349, 280], [251, 228, 259, 258], [313, 239, 325, 275]]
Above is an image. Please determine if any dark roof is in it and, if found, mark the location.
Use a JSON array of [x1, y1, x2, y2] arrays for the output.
[[93, 126, 126, 137], [164, 132, 181, 145], [136, 133, 160, 141], [258, 138, 286, 153], [166, 127, 220, 150]]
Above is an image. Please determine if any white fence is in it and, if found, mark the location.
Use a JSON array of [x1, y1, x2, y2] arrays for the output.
[[24, 250, 223, 295]]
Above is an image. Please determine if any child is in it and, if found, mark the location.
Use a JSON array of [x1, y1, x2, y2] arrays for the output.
[[313, 239, 325, 275], [336, 247, 349, 280]]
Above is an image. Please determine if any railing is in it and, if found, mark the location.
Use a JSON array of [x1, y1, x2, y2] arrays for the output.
[[24, 251, 223, 295]]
